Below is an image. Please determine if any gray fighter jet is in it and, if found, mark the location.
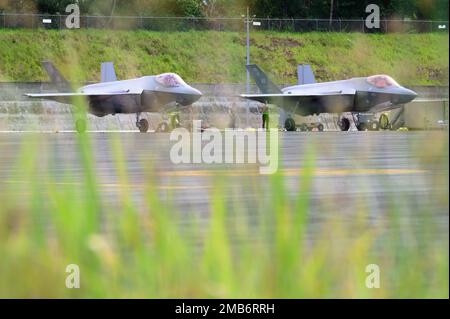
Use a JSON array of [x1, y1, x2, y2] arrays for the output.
[[241, 64, 417, 131], [27, 62, 202, 132]]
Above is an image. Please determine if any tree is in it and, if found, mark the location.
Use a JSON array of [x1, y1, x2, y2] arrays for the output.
[[0, 0, 448, 20], [0, 0, 36, 13], [201, 0, 249, 17]]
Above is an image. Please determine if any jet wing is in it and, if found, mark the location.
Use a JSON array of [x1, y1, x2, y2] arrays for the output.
[[240, 90, 356, 116], [26, 90, 142, 104]]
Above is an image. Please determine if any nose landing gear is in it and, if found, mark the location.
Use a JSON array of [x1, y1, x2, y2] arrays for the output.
[[136, 113, 149, 133]]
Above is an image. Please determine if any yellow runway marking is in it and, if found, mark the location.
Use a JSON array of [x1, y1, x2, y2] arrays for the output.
[[3, 168, 426, 190]]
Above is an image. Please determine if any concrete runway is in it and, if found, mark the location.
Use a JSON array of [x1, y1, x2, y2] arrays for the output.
[[0, 130, 448, 243]]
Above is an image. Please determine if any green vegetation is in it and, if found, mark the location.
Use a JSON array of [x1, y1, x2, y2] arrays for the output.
[[0, 30, 448, 85], [0, 128, 448, 298]]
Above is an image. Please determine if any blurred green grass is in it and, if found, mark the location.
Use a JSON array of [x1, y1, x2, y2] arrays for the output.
[[0, 30, 448, 85], [0, 129, 448, 298]]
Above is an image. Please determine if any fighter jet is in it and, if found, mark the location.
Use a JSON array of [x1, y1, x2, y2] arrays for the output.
[[241, 64, 417, 131], [26, 62, 202, 133]]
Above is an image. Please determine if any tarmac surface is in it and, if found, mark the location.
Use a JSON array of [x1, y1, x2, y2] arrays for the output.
[[0, 130, 448, 243]]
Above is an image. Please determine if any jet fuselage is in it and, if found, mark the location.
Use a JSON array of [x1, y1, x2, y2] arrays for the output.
[[80, 75, 202, 117], [282, 77, 417, 114]]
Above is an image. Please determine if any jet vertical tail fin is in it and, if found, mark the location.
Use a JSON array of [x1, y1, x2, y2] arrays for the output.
[[246, 64, 282, 94], [41, 61, 70, 92], [101, 62, 117, 82], [297, 64, 316, 85]]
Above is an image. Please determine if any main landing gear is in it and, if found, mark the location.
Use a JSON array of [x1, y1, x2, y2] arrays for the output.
[[136, 111, 181, 133], [284, 117, 296, 131], [136, 113, 149, 133], [338, 116, 351, 131], [283, 116, 325, 132], [282, 102, 302, 132], [338, 113, 388, 132]]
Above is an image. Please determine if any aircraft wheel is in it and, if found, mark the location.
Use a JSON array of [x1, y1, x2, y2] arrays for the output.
[[317, 123, 324, 132], [156, 122, 170, 133], [75, 119, 87, 133], [284, 118, 296, 131], [138, 119, 149, 133], [338, 118, 351, 131], [379, 113, 390, 130]]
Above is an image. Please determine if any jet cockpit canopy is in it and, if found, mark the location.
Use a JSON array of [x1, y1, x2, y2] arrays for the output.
[[155, 73, 187, 88], [366, 75, 400, 88]]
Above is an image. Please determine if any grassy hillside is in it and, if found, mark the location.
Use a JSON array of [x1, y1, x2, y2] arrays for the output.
[[0, 30, 448, 85]]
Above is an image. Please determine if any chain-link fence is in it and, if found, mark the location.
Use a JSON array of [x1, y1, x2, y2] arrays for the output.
[[0, 13, 448, 33]]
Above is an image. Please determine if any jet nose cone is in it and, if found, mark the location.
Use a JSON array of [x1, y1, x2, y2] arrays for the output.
[[178, 87, 203, 106], [402, 88, 418, 103], [391, 87, 418, 105], [192, 87, 203, 97], [189, 87, 203, 103]]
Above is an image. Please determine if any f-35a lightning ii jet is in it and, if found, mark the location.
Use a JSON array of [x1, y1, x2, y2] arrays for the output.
[[27, 62, 202, 133], [241, 64, 417, 131]]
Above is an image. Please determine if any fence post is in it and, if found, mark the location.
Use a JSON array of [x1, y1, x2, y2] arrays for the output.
[[316, 19, 318, 31]]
